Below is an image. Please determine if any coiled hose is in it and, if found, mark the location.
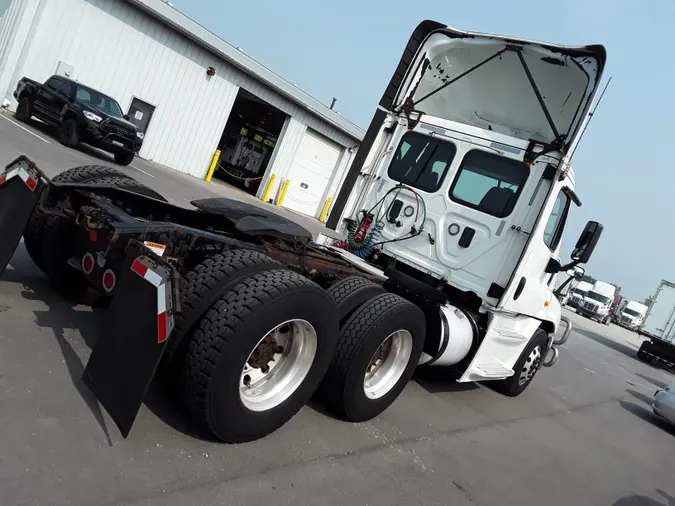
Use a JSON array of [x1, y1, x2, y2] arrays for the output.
[[333, 219, 384, 259]]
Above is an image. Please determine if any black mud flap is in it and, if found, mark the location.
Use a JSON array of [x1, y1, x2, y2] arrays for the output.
[[83, 240, 177, 438], [0, 156, 47, 276]]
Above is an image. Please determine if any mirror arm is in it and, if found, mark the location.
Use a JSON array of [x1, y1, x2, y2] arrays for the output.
[[553, 275, 576, 300]]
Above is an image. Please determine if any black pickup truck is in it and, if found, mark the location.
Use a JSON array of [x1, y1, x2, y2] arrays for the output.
[[13, 76, 144, 165]]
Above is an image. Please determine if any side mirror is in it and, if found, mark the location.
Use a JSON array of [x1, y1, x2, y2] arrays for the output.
[[566, 266, 585, 280], [571, 221, 603, 264]]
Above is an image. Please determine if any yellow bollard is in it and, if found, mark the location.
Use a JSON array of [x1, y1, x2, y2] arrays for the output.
[[277, 179, 291, 207], [261, 174, 276, 203], [319, 196, 333, 223], [205, 149, 221, 182]]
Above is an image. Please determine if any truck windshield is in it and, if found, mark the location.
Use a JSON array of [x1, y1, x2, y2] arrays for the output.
[[75, 85, 124, 119], [586, 291, 611, 305], [623, 308, 642, 318], [572, 288, 587, 296]]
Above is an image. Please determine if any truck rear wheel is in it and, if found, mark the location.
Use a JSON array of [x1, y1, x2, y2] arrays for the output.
[[327, 276, 386, 323], [491, 329, 547, 397], [163, 249, 281, 367], [23, 165, 134, 272], [183, 269, 339, 443], [316, 293, 426, 422], [15, 97, 32, 122]]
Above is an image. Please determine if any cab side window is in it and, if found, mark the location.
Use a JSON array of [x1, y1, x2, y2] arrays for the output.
[[543, 191, 570, 250]]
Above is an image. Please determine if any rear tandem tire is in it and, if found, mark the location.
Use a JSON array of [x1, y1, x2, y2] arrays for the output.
[[491, 329, 548, 397], [315, 293, 426, 422], [23, 165, 135, 273], [183, 269, 340, 443], [163, 249, 281, 368], [326, 276, 386, 324]]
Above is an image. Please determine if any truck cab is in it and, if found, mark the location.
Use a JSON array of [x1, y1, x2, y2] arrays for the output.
[[325, 22, 606, 390], [618, 300, 648, 331], [567, 280, 593, 309], [577, 281, 616, 324]]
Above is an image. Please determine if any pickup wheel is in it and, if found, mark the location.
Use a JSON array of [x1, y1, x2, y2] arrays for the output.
[[59, 118, 79, 147], [23, 166, 135, 273], [315, 293, 426, 422], [15, 97, 32, 122], [491, 329, 548, 397], [327, 276, 386, 324], [183, 269, 339, 443], [114, 152, 135, 166]]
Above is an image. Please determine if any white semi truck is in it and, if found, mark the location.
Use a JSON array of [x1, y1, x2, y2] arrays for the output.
[[638, 280, 675, 368], [567, 280, 594, 309], [576, 280, 616, 324], [616, 300, 648, 331], [0, 21, 606, 443]]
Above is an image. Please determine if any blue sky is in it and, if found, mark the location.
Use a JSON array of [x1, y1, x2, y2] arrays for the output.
[[174, 0, 674, 302]]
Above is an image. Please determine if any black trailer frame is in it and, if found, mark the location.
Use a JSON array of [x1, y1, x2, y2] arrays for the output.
[[637, 333, 675, 370], [0, 155, 378, 438]]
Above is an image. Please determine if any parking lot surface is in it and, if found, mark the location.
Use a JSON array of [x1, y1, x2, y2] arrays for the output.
[[1, 115, 674, 506]]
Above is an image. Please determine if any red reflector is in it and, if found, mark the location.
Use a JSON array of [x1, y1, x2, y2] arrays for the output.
[[0, 175, 6, 186], [131, 258, 148, 278], [89, 230, 98, 242], [157, 312, 168, 343], [82, 253, 95, 275], [102, 270, 116, 291], [25, 177, 37, 191]]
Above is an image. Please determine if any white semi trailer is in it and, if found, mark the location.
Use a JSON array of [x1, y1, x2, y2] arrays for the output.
[[616, 300, 648, 331]]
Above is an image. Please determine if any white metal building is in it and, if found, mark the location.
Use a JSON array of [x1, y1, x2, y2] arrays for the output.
[[0, 0, 364, 219]]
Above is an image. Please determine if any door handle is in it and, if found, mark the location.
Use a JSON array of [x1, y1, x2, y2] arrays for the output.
[[458, 227, 475, 248]]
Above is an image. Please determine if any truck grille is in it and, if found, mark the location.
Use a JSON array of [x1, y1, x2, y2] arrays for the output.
[[103, 122, 134, 137], [584, 301, 599, 312]]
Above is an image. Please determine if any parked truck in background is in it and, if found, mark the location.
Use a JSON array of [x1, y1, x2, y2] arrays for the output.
[[0, 22, 607, 443], [13, 75, 143, 166], [608, 294, 624, 322], [577, 281, 616, 324], [638, 280, 675, 368], [567, 280, 593, 309], [617, 300, 648, 331]]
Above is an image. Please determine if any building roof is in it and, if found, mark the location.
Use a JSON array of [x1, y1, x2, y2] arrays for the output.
[[124, 0, 365, 142]]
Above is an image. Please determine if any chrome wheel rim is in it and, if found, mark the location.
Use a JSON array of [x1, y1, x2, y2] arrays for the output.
[[239, 319, 317, 412], [519, 345, 542, 386], [363, 330, 413, 400]]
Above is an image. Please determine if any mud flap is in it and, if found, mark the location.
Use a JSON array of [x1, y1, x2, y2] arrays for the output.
[[0, 156, 46, 276], [83, 241, 177, 438]]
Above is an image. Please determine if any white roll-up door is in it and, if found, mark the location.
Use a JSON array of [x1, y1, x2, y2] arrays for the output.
[[283, 128, 342, 217]]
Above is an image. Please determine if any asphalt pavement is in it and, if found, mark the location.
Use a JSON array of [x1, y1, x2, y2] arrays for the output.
[[1, 114, 674, 506]]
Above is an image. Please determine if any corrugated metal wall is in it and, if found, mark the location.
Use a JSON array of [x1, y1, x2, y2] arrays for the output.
[[0, 0, 30, 100], [7, 0, 356, 181]]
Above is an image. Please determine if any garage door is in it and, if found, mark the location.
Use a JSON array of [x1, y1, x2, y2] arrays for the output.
[[283, 129, 342, 217]]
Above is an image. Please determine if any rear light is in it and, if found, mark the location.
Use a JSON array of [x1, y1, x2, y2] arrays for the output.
[[82, 253, 95, 275], [102, 269, 116, 293]]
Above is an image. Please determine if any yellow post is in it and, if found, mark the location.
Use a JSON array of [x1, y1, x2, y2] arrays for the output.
[[205, 149, 221, 182], [261, 174, 276, 203], [277, 179, 291, 207], [319, 196, 333, 223]]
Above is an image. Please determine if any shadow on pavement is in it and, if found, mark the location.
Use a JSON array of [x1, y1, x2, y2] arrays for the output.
[[575, 327, 640, 362], [618, 400, 675, 436], [636, 373, 671, 390], [23, 117, 115, 165], [613, 489, 675, 506], [6, 247, 210, 443], [412, 367, 480, 394], [626, 388, 657, 406]]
